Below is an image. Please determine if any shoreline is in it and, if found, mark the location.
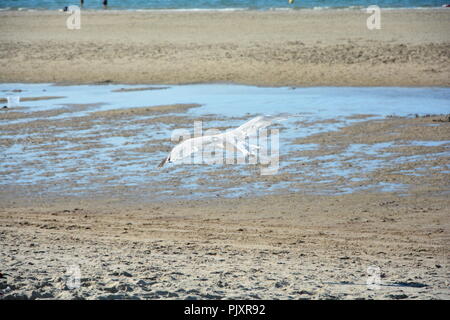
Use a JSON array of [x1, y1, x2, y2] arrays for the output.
[[1, 9, 449, 87], [3, 82, 450, 88], [1, 7, 449, 11], [2, 7, 449, 10]]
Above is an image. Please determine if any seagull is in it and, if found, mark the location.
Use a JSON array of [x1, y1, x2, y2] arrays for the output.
[[158, 115, 286, 168]]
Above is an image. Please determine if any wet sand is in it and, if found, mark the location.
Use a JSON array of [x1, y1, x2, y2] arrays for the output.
[[0, 192, 449, 300], [0, 96, 65, 103], [0, 9, 449, 86]]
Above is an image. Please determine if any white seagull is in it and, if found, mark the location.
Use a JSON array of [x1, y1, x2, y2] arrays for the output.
[[158, 115, 285, 168]]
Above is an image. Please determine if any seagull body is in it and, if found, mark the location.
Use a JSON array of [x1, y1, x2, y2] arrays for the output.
[[158, 115, 284, 168]]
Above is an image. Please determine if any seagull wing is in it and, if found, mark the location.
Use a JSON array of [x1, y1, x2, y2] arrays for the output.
[[158, 115, 288, 167], [231, 115, 285, 140], [162, 133, 226, 166]]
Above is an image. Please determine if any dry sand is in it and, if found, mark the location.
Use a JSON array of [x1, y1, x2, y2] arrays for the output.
[[0, 9, 449, 86]]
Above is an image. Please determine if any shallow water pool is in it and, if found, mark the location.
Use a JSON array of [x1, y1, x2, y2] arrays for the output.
[[1, 84, 449, 202]]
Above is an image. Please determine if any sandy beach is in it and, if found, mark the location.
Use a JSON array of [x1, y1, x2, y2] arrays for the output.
[[0, 8, 449, 301], [0, 191, 449, 300], [0, 9, 449, 86]]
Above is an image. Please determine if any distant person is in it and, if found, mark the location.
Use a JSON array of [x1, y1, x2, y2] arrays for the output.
[[79, 1, 107, 8]]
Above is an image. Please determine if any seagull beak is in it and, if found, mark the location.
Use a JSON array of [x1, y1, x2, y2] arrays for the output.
[[157, 155, 169, 168]]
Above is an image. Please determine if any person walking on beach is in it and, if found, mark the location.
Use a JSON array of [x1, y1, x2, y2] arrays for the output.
[[79, 0, 108, 8]]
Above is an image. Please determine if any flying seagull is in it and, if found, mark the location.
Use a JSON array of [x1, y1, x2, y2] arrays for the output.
[[158, 115, 286, 168]]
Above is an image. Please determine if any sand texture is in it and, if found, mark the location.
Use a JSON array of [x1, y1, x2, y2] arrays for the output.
[[0, 9, 449, 86], [0, 193, 449, 300]]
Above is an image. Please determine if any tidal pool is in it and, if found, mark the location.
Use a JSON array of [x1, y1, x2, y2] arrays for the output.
[[1, 84, 449, 202]]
